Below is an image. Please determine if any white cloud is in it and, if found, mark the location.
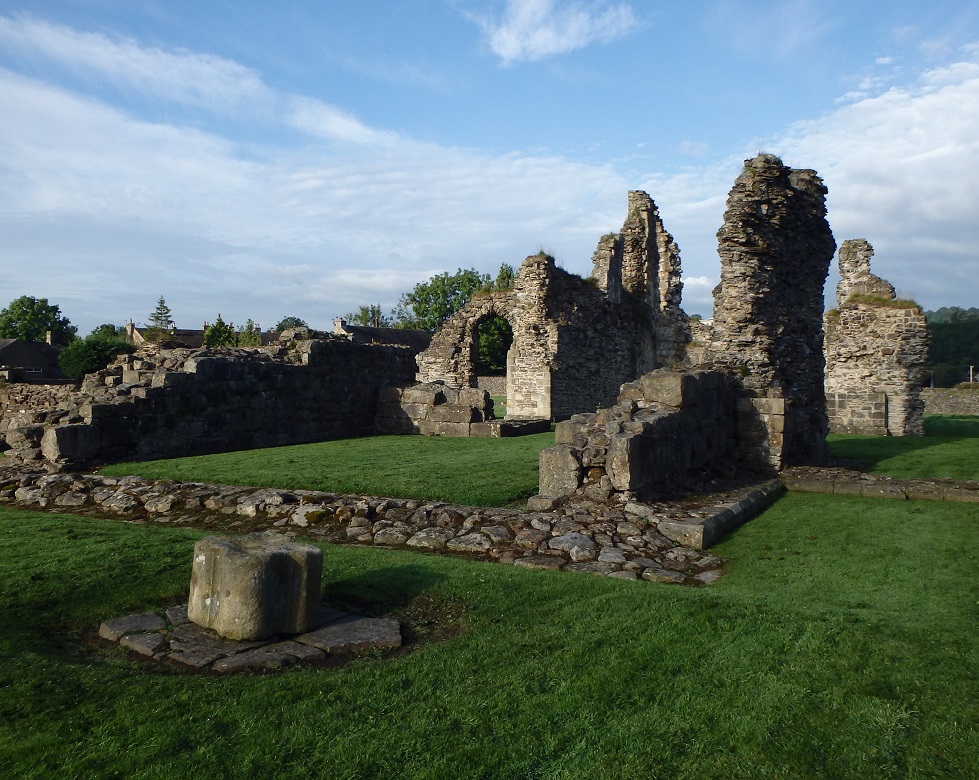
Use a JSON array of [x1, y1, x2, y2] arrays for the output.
[[0, 63, 630, 333], [0, 15, 271, 112], [471, 0, 640, 65]]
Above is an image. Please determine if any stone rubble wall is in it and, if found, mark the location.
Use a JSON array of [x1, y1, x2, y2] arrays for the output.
[[534, 368, 784, 505], [0, 339, 416, 468], [824, 240, 929, 436], [0, 464, 776, 584], [475, 376, 506, 396], [705, 154, 837, 467], [921, 388, 979, 416], [375, 382, 498, 437]]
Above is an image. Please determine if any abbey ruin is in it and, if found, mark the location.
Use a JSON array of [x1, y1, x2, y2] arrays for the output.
[[824, 239, 929, 435], [0, 155, 930, 510], [416, 191, 688, 420]]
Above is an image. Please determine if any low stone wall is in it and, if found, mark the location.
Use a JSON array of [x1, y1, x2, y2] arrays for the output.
[[1, 339, 416, 468], [0, 465, 788, 583], [374, 382, 549, 438], [782, 467, 979, 502], [534, 368, 784, 504], [922, 388, 979, 416], [374, 382, 498, 437]]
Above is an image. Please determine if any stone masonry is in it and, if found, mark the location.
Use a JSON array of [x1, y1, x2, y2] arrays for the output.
[[416, 191, 689, 421], [374, 381, 549, 438], [824, 239, 929, 435], [535, 367, 783, 506], [703, 154, 837, 468], [0, 338, 416, 468]]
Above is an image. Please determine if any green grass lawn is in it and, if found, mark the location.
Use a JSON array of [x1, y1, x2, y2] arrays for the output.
[[0, 493, 976, 779], [828, 415, 979, 480], [100, 430, 554, 507], [4, 415, 978, 777]]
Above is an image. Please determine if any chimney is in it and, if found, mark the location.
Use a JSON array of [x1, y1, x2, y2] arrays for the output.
[[45, 330, 52, 345]]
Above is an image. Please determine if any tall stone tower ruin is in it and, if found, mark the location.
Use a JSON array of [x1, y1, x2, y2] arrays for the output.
[[708, 154, 837, 467]]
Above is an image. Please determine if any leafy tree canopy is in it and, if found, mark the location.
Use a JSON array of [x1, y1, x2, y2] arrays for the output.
[[393, 264, 515, 334], [345, 305, 392, 328], [236, 319, 263, 347], [203, 315, 237, 348], [58, 336, 135, 380], [0, 295, 76, 346], [89, 323, 125, 339], [275, 316, 308, 331]]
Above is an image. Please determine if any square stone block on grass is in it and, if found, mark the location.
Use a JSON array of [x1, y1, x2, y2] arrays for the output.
[[188, 531, 323, 641]]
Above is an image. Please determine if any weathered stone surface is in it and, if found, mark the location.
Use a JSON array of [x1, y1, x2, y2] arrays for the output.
[[2, 339, 416, 468], [211, 650, 298, 673], [825, 240, 929, 437], [512, 555, 564, 571], [296, 616, 402, 653], [98, 612, 167, 641], [188, 531, 323, 641], [120, 632, 168, 657], [406, 527, 455, 550], [447, 533, 492, 553], [706, 154, 836, 469], [642, 567, 686, 584], [538, 445, 581, 498]]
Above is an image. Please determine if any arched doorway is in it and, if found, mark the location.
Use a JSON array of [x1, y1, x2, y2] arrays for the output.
[[471, 314, 513, 418]]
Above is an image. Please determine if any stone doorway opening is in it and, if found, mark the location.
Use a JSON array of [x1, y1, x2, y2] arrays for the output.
[[472, 314, 513, 418]]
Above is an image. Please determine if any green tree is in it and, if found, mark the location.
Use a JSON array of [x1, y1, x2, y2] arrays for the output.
[[393, 264, 514, 334], [148, 296, 173, 330], [345, 305, 392, 328], [58, 336, 136, 380], [89, 323, 125, 339], [275, 316, 308, 331], [0, 295, 76, 345], [493, 263, 516, 291], [236, 319, 263, 347], [474, 315, 513, 376], [203, 315, 237, 348]]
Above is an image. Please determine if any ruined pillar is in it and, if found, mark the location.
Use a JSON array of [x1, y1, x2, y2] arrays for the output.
[[710, 154, 837, 467], [824, 239, 929, 435]]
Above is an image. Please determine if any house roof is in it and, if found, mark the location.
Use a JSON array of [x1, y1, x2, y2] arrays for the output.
[[337, 324, 432, 352]]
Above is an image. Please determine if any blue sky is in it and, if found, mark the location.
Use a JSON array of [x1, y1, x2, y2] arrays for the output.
[[1, 1, 978, 334]]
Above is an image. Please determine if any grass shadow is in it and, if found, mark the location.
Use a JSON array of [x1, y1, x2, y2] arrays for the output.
[[827, 414, 979, 477]]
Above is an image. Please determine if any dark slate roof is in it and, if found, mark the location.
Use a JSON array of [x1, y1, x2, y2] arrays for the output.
[[342, 326, 432, 352]]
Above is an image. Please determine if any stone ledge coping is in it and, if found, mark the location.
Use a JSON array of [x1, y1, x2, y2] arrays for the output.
[[98, 603, 401, 673], [780, 467, 979, 503], [657, 480, 786, 549]]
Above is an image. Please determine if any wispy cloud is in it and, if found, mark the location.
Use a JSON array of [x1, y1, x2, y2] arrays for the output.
[[0, 15, 270, 112], [706, 0, 836, 59], [469, 0, 640, 65], [0, 14, 397, 146]]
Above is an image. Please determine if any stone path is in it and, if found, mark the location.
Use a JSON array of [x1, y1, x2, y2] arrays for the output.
[[98, 604, 402, 673]]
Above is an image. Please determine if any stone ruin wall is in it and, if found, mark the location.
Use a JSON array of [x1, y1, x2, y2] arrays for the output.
[[535, 367, 785, 506], [416, 191, 689, 422], [704, 154, 837, 467], [824, 239, 929, 435], [0, 338, 416, 468]]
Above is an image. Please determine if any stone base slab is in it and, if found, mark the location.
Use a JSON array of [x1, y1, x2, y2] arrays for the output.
[[98, 603, 402, 673]]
